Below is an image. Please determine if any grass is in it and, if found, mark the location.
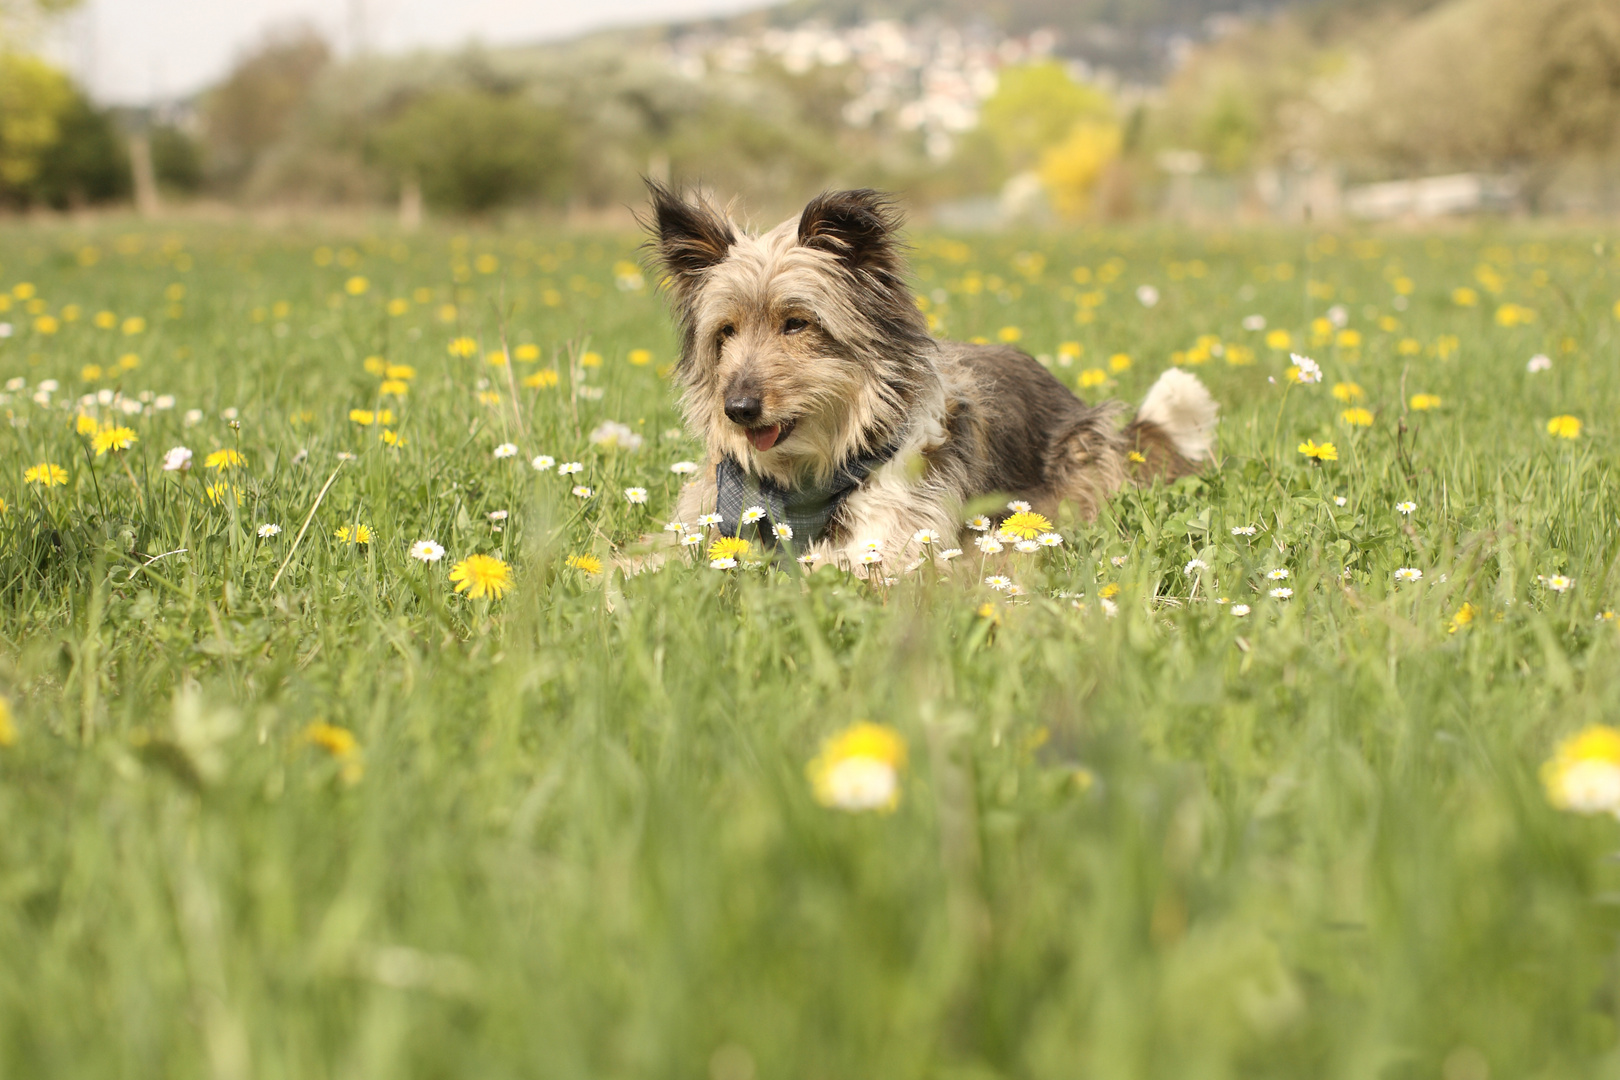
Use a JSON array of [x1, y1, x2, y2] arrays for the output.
[[1, 216, 1618, 1079]]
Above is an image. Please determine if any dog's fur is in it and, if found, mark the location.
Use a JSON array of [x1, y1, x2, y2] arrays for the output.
[[645, 183, 1218, 566]]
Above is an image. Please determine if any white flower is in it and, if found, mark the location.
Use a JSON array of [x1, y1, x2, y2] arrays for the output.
[[493, 443, 518, 459], [97, 389, 115, 405], [0, 324, 11, 339], [222, 407, 239, 421], [1037, 532, 1063, 547], [681, 533, 703, 547], [624, 486, 648, 504], [1136, 285, 1160, 307], [1396, 501, 1416, 515], [739, 505, 766, 524], [154, 394, 175, 410], [1334, 496, 1348, 507], [913, 529, 939, 545], [1394, 567, 1422, 582], [184, 408, 203, 426], [975, 535, 1003, 554], [162, 445, 193, 472], [119, 399, 141, 415], [1005, 583, 1025, 596], [557, 461, 583, 475], [1231, 525, 1257, 536], [710, 557, 737, 570], [1242, 314, 1267, 331], [797, 552, 819, 567], [337, 451, 357, 462], [1547, 574, 1573, 593], [1527, 354, 1552, 373], [1099, 597, 1118, 617], [1231, 603, 1251, 616], [572, 485, 592, 498], [576, 385, 604, 400], [1326, 304, 1349, 328], [4, 377, 23, 390], [858, 550, 883, 565], [488, 510, 509, 521], [257, 523, 281, 538], [985, 575, 1012, 591], [1267, 568, 1289, 580], [773, 522, 794, 541], [1289, 353, 1323, 383], [1269, 587, 1293, 599], [670, 460, 698, 475], [860, 538, 882, 552], [38, 379, 58, 392], [1006, 500, 1031, 513], [662, 428, 683, 440], [966, 515, 991, 532], [1111, 555, 1128, 567], [588, 419, 643, 451], [532, 455, 555, 471], [410, 540, 445, 562], [1185, 559, 1209, 575], [937, 548, 963, 560], [697, 513, 722, 527], [1014, 539, 1039, 553]]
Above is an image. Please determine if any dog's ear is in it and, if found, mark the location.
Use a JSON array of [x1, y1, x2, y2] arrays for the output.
[[644, 179, 735, 285], [798, 189, 904, 271]]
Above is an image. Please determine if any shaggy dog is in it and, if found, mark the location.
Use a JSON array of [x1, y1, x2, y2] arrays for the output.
[[645, 182, 1217, 567]]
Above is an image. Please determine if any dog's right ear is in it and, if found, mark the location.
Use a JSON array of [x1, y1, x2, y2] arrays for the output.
[[644, 179, 735, 287]]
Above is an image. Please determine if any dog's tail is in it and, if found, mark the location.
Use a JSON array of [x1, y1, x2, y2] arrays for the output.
[[1130, 369, 1217, 469]]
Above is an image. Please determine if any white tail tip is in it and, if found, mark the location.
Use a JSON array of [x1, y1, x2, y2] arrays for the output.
[[1137, 369, 1217, 462]]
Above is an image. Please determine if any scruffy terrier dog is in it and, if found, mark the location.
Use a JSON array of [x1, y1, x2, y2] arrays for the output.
[[646, 182, 1217, 567]]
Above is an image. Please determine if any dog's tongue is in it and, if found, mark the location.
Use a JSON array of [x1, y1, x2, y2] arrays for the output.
[[748, 425, 782, 452]]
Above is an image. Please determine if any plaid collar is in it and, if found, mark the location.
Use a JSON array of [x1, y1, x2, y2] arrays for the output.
[[714, 440, 902, 551]]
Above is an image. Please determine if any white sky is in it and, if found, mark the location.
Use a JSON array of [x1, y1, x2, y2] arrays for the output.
[[49, 0, 778, 104]]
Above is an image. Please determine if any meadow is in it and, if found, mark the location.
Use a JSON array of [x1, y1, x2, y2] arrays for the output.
[[1, 213, 1618, 1079]]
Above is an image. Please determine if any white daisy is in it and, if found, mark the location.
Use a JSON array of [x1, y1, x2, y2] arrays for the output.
[[966, 515, 991, 532], [1111, 555, 1128, 567], [1267, 568, 1289, 580], [1394, 567, 1422, 582], [1014, 539, 1039, 553], [858, 550, 883, 565], [664, 521, 686, 532], [670, 461, 698, 475], [1185, 559, 1209, 575], [257, 523, 281, 538], [1527, 354, 1552, 373], [572, 485, 592, 498], [1099, 597, 1118, 617], [985, 575, 1012, 591], [1135, 284, 1160, 307], [558, 461, 583, 475], [1242, 314, 1267, 331], [975, 535, 1004, 554], [410, 540, 445, 562], [1037, 532, 1063, 547], [488, 510, 509, 521], [1547, 574, 1573, 593], [1006, 500, 1031, 512], [493, 443, 518, 459], [681, 533, 703, 547], [1289, 353, 1323, 383], [710, 557, 737, 570], [1334, 496, 1348, 507], [1270, 587, 1293, 599], [773, 522, 794, 541], [624, 487, 648, 504], [1231, 525, 1257, 536], [938, 548, 963, 560], [912, 529, 940, 545], [739, 506, 766, 524], [697, 513, 722, 527], [162, 445, 193, 472], [1396, 501, 1416, 514], [1231, 603, 1251, 616], [154, 394, 175, 410], [532, 455, 555, 471]]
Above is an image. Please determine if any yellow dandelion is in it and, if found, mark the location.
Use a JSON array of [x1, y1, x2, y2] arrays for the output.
[[1447, 602, 1478, 634], [344, 276, 369, 296], [93, 310, 117, 329], [999, 511, 1053, 540], [997, 326, 1022, 343], [91, 426, 137, 456], [580, 351, 602, 368], [1079, 368, 1107, 389], [1298, 438, 1339, 462], [385, 363, 416, 380], [34, 315, 59, 334], [449, 553, 513, 600], [806, 722, 908, 813], [0, 696, 14, 746], [1332, 381, 1364, 402], [976, 601, 1001, 624], [708, 536, 751, 562], [379, 429, 406, 447], [1098, 583, 1120, 599], [1264, 328, 1292, 350], [363, 356, 387, 375], [80, 364, 103, 382], [523, 369, 560, 389], [75, 413, 100, 435], [448, 336, 478, 358], [349, 409, 376, 426], [1547, 415, 1582, 440], [566, 553, 604, 575], [1341, 407, 1374, 427], [118, 353, 139, 370], [121, 316, 146, 335], [628, 348, 653, 366], [303, 721, 363, 783], [485, 350, 508, 367], [1127, 450, 1146, 463], [1542, 725, 1620, 815], [204, 481, 242, 506], [205, 448, 246, 470], [335, 524, 373, 545], [1452, 287, 1478, 307], [379, 379, 408, 396], [513, 344, 541, 362], [1409, 394, 1442, 411], [387, 298, 410, 316], [1108, 352, 1132, 372]]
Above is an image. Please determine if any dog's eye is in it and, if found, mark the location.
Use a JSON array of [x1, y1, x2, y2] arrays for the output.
[[782, 317, 810, 335], [718, 324, 736, 340]]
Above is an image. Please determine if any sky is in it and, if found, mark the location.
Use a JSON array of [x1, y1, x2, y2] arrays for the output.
[[48, 0, 778, 104]]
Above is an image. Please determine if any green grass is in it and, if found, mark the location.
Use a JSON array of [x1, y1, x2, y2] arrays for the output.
[[2, 217, 1619, 1079]]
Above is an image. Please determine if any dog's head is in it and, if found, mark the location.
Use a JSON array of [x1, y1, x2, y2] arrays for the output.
[[644, 183, 934, 486]]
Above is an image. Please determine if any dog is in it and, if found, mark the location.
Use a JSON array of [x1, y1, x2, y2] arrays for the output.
[[645, 182, 1217, 567]]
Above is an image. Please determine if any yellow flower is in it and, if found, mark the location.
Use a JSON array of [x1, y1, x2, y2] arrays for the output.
[[335, 524, 372, 545], [708, 536, 751, 561], [1058, 341, 1083, 360], [997, 326, 1022, 343], [121, 316, 146, 335], [1335, 329, 1361, 348], [999, 510, 1053, 540], [379, 429, 406, 446], [303, 721, 363, 783], [384, 363, 416, 380], [448, 336, 478, 358], [205, 481, 242, 506], [1397, 337, 1423, 357], [0, 696, 14, 747], [628, 348, 653, 366], [1264, 329, 1292, 350], [1332, 381, 1364, 402], [513, 344, 541, 363], [1340, 407, 1374, 427], [580, 351, 602, 367], [25, 462, 67, 487], [205, 448, 245, 470], [1127, 450, 1146, 463], [976, 601, 1001, 624], [75, 413, 100, 435], [349, 409, 376, 426], [1298, 438, 1338, 462], [449, 553, 513, 600], [363, 355, 386, 375], [1447, 602, 1478, 633], [806, 722, 907, 812], [92, 426, 137, 456], [1542, 725, 1620, 815], [118, 353, 139, 370], [485, 349, 508, 367], [33, 315, 59, 334], [387, 297, 410, 316], [80, 364, 103, 382], [566, 553, 603, 575], [1079, 368, 1107, 388], [379, 379, 409, 396], [1098, 583, 1120, 599], [1108, 352, 1132, 372], [1409, 394, 1442, 411], [1495, 303, 1535, 327], [523, 369, 559, 389], [93, 310, 117, 329], [1547, 415, 1582, 440], [1452, 287, 1478, 307], [344, 275, 369, 295]]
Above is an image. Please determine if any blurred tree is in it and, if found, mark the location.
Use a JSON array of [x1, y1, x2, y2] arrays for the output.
[[1039, 121, 1123, 219], [372, 89, 571, 212], [201, 24, 329, 190], [0, 51, 72, 199], [28, 88, 129, 207], [150, 125, 202, 193], [968, 62, 1116, 180]]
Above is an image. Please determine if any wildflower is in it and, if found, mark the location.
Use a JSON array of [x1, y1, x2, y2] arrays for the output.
[[349, 409, 376, 425], [571, 486, 593, 499], [91, 426, 137, 456], [1298, 439, 1338, 462], [1135, 285, 1159, 307], [807, 721, 907, 813], [1341, 407, 1374, 427], [257, 523, 281, 538], [1396, 501, 1416, 515], [709, 536, 751, 562], [670, 461, 699, 475], [1546, 575, 1573, 593], [664, 521, 685, 533], [1409, 394, 1442, 411], [1036, 532, 1063, 547], [532, 455, 555, 471], [628, 348, 652, 365], [1007, 500, 1032, 513], [681, 533, 703, 547], [205, 481, 240, 506], [1267, 568, 1289, 580], [1243, 314, 1267, 331], [1127, 451, 1146, 463], [488, 510, 509, 522], [75, 413, 100, 435], [999, 510, 1053, 541], [205, 448, 245, 470], [624, 487, 649, 504], [1332, 382, 1365, 402], [975, 535, 1004, 555], [523, 369, 560, 389], [493, 443, 518, 459], [449, 553, 513, 599], [710, 557, 738, 570], [1185, 559, 1208, 575], [938, 548, 962, 560], [566, 554, 604, 575], [1542, 726, 1620, 816], [589, 420, 644, 451], [697, 513, 722, 527], [1079, 369, 1107, 389], [304, 722, 363, 783], [1547, 415, 1582, 440], [774, 522, 794, 542], [24, 463, 68, 488], [335, 524, 372, 545], [1110, 556, 1127, 568], [1269, 587, 1293, 599], [448, 336, 478, 358], [739, 506, 767, 525], [1098, 583, 1120, 599], [1335, 496, 1348, 507], [797, 552, 821, 567], [410, 540, 445, 562], [1231, 604, 1251, 616], [1394, 567, 1423, 583], [1448, 602, 1477, 633], [1099, 598, 1119, 617], [1005, 583, 1025, 596], [1014, 540, 1039, 553], [913, 529, 940, 545], [558, 462, 583, 475], [966, 515, 991, 532], [1527, 354, 1552, 373], [1288, 353, 1323, 383], [1231, 525, 1257, 536], [380, 429, 406, 447], [162, 446, 193, 472], [858, 550, 884, 566], [379, 380, 408, 396], [184, 408, 203, 426], [1109, 353, 1132, 372]]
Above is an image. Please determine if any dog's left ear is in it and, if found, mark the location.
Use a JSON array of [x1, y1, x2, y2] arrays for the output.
[[798, 189, 905, 273]]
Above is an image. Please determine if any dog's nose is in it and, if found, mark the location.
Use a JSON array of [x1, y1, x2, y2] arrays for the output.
[[724, 395, 763, 426]]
